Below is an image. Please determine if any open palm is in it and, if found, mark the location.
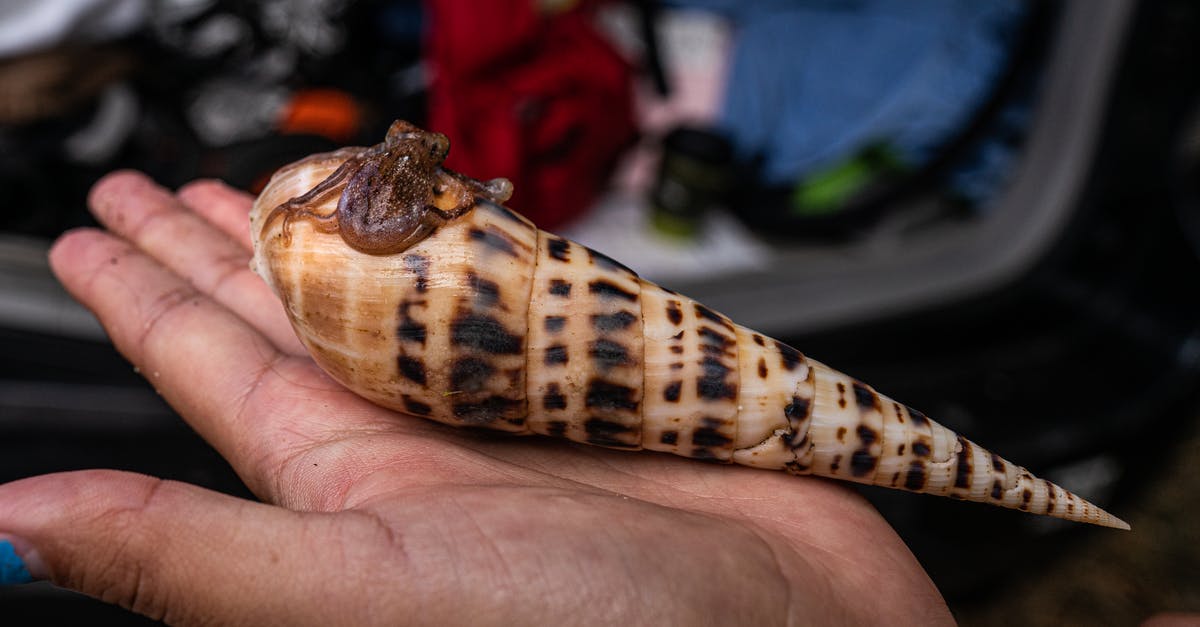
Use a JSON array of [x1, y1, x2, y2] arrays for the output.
[[0, 172, 952, 625]]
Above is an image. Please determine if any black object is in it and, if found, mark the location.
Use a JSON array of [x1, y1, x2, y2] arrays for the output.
[[648, 126, 735, 237], [633, 0, 670, 97]]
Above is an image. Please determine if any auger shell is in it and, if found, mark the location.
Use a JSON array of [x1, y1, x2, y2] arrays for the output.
[[249, 121, 1128, 530]]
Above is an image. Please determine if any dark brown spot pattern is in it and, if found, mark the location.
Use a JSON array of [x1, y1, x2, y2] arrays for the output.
[[850, 450, 878, 478], [543, 385, 567, 410], [640, 282, 737, 461], [586, 246, 637, 276], [692, 417, 733, 452], [397, 300, 427, 345], [450, 357, 494, 393], [450, 312, 522, 354], [784, 396, 811, 448], [544, 316, 566, 332], [526, 232, 643, 446], [402, 395, 431, 416], [544, 345, 568, 366], [954, 437, 972, 490], [663, 381, 682, 402], [906, 406, 929, 427], [468, 226, 518, 257], [397, 355, 426, 385], [666, 301, 683, 325], [698, 356, 737, 400], [591, 311, 637, 332], [905, 461, 927, 491], [584, 418, 638, 449], [589, 339, 629, 370], [468, 273, 500, 309], [694, 303, 733, 331], [404, 254, 430, 293], [408, 203, 535, 431], [547, 237, 570, 261], [589, 280, 638, 302], [775, 340, 802, 371], [586, 380, 639, 412], [549, 279, 571, 297], [852, 382, 878, 411], [850, 425, 880, 478]]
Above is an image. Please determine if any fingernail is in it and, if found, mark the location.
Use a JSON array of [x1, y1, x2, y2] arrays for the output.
[[0, 539, 39, 584]]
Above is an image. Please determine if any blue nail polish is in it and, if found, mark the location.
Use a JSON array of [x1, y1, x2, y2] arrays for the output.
[[0, 540, 33, 584]]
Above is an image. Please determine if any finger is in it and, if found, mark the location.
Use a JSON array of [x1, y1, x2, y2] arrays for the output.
[[1142, 614, 1200, 627], [47, 228, 332, 498], [88, 171, 306, 356], [50, 226, 485, 508], [176, 178, 256, 253], [0, 470, 398, 625]]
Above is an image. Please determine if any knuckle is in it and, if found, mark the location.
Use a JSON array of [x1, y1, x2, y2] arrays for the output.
[[134, 283, 201, 355], [204, 252, 254, 300], [54, 476, 181, 620]]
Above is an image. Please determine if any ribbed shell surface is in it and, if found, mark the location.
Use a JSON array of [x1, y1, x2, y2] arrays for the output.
[[250, 147, 1129, 530]]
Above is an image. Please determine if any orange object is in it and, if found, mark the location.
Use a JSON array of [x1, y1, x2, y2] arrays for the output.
[[278, 89, 361, 143]]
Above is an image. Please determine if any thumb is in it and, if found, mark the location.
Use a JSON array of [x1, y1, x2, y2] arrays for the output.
[[0, 470, 360, 625]]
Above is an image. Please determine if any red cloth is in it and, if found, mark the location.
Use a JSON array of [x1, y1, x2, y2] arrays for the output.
[[425, 0, 635, 227]]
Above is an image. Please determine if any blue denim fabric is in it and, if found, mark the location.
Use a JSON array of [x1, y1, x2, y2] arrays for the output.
[[671, 0, 1024, 190]]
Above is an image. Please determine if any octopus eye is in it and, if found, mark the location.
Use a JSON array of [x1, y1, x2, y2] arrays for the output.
[[427, 133, 451, 161]]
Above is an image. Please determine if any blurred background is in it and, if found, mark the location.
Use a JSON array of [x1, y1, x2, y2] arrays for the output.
[[1, 0, 1198, 623]]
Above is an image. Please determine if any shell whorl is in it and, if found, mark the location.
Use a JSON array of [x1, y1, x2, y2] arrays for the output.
[[250, 123, 1129, 530]]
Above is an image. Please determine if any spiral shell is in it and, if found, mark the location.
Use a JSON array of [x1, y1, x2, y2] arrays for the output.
[[250, 121, 1128, 530]]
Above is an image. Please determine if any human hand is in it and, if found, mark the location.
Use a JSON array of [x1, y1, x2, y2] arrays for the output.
[[0, 171, 953, 625]]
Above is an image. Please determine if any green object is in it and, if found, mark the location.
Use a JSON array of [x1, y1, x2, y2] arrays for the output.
[[791, 142, 907, 216], [651, 210, 702, 239]]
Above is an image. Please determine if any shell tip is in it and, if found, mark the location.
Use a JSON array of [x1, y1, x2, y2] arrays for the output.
[[1088, 506, 1131, 530], [1106, 515, 1132, 531]]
